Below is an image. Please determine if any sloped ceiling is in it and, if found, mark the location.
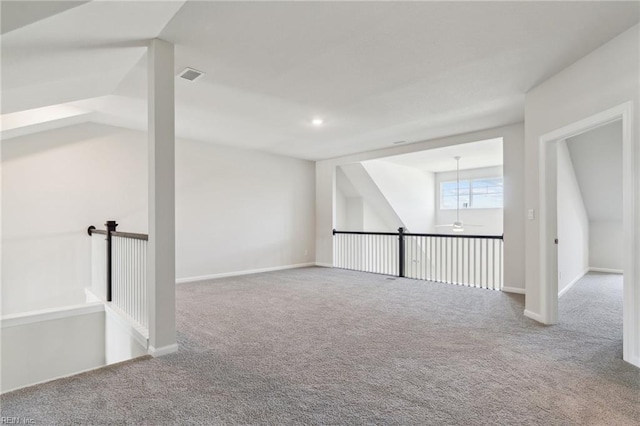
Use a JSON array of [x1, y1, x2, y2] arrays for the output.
[[1, 1, 90, 34], [566, 121, 623, 222], [1, 0, 186, 113], [2, 1, 639, 160]]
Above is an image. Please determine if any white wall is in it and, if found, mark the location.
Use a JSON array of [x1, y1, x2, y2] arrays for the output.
[[556, 141, 589, 294], [1, 306, 106, 393], [589, 221, 623, 271], [1, 303, 149, 392], [1, 122, 316, 312], [524, 24, 639, 324], [434, 166, 503, 236], [345, 197, 364, 231], [315, 161, 335, 267], [502, 128, 526, 292], [565, 121, 623, 272], [362, 160, 435, 233], [525, 25, 640, 365], [1, 123, 148, 314], [335, 164, 400, 232], [337, 163, 403, 231], [335, 187, 348, 231], [337, 195, 390, 232], [104, 307, 148, 365], [362, 199, 390, 231], [175, 137, 315, 281], [316, 123, 525, 291]]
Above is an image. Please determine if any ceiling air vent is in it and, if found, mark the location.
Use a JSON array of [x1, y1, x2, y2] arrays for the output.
[[178, 67, 205, 82]]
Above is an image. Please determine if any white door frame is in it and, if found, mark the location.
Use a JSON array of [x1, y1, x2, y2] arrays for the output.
[[538, 101, 637, 367]]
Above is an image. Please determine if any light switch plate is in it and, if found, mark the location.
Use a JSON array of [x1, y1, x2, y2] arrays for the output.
[[528, 209, 535, 220]]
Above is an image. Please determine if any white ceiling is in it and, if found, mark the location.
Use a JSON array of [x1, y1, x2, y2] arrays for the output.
[[2, 1, 639, 160], [375, 137, 503, 173], [0, 1, 90, 34]]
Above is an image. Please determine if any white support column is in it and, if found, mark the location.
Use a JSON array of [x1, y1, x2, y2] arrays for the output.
[[147, 38, 177, 356]]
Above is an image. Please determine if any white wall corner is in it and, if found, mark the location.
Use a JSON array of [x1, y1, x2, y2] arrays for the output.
[[558, 268, 589, 298]]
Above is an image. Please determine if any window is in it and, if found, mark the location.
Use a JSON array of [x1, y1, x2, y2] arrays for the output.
[[440, 177, 503, 209], [441, 180, 470, 210]]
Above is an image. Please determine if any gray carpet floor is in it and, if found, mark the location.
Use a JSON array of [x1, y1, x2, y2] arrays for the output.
[[1, 268, 639, 425]]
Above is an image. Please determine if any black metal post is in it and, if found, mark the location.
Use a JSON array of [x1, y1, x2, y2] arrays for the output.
[[105, 220, 118, 302], [398, 227, 405, 278]]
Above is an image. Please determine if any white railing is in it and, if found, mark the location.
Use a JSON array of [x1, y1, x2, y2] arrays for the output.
[[404, 235, 503, 290], [112, 233, 148, 330], [88, 224, 149, 333], [333, 229, 503, 290], [333, 232, 399, 276]]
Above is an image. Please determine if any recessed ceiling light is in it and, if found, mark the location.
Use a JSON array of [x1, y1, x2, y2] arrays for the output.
[[311, 118, 324, 126]]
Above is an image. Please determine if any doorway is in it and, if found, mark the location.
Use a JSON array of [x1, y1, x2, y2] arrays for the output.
[[557, 120, 623, 295], [538, 102, 637, 367]]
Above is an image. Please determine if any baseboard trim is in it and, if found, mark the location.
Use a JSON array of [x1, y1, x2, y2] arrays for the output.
[[315, 262, 333, 268], [558, 268, 588, 298], [176, 263, 316, 284], [502, 286, 525, 295], [589, 267, 624, 274], [1, 362, 108, 395], [524, 309, 544, 323], [2, 354, 151, 394], [148, 343, 179, 357]]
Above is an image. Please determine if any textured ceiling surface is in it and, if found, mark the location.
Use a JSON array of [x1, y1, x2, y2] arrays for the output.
[[2, 1, 638, 160]]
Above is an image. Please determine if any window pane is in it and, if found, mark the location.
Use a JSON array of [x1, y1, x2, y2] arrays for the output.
[[472, 193, 503, 208], [441, 177, 502, 209], [440, 180, 470, 209], [442, 195, 471, 209], [473, 178, 502, 188], [470, 177, 503, 208]]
